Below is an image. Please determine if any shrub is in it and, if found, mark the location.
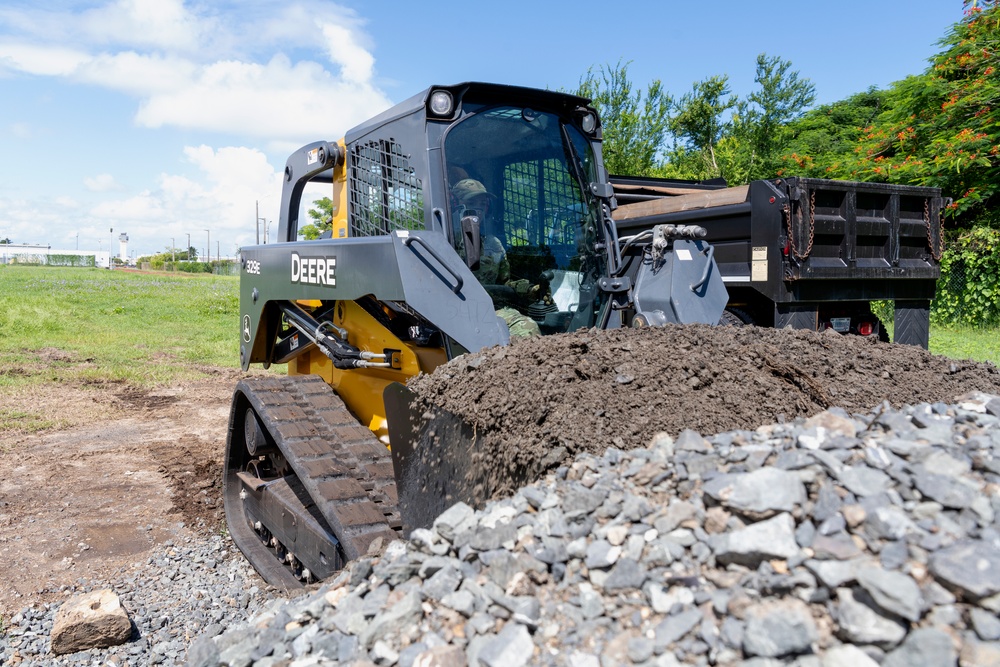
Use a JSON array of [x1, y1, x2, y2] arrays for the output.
[[931, 227, 1000, 327]]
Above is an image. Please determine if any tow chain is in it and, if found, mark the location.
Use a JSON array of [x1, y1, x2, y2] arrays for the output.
[[924, 198, 944, 262], [785, 190, 816, 261]]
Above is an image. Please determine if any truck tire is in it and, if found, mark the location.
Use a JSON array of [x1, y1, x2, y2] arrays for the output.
[[720, 307, 753, 327]]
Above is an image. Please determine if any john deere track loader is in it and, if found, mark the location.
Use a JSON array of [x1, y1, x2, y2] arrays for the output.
[[226, 82, 727, 589]]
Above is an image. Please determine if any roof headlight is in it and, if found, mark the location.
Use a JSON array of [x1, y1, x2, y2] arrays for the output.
[[580, 111, 598, 134], [428, 90, 454, 117]]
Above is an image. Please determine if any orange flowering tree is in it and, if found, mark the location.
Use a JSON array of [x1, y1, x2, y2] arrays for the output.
[[785, 3, 999, 226]]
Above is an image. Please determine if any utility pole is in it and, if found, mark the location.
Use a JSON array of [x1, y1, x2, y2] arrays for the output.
[[109, 227, 114, 270], [186, 233, 191, 260], [256, 200, 260, 245], [216, 240, 220, 262], [205, 230, 210, 265], [171, 237, 175, 266]]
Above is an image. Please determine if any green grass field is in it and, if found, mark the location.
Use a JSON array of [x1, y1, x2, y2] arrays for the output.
[[928, 326, 1000, 367], [0, 265, 241, 388]]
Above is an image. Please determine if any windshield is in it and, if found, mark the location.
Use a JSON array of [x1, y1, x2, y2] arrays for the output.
[[443, 106, 607, 336]]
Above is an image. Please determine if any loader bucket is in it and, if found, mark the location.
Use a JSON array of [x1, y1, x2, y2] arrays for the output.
[[383, 382, 495, 535]]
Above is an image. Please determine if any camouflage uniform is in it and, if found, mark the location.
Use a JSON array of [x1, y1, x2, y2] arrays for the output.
[[497, 307, 541, 338], [474, 234, 510, 284], [452, 178, 540, 338]]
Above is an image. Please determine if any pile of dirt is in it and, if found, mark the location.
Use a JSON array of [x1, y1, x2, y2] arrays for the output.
[[409, 324, 1000, 496]]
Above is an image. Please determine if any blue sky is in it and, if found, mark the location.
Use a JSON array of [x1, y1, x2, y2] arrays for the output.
[[0, 0, 965, 259]]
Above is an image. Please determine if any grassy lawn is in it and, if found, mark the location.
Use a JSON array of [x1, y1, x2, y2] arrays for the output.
[[0, 265, 241, 387], [0, 264, 245, 438], [929, 325, 1000, 367]]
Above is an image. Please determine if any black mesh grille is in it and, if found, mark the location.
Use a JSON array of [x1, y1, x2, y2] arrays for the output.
[[348, 139, 424, 237], [501, 159, 579, 246]]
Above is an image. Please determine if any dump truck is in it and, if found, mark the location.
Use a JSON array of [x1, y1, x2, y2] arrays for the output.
[[611, 175, 945, 348], [226, 82, 729, 589]]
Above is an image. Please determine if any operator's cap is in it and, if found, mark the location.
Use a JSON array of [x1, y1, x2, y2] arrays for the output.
[[452, 178, 493, 204]]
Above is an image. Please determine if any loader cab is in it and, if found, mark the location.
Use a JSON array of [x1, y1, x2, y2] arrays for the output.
[[440, 97, 610, 334]]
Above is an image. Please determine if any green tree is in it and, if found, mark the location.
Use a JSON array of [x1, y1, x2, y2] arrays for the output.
[[0, 238, 11, 244], [662, 75, 737, 180], [575, 61, 672, 176], [720, 54, 816, 183], [585, 54, 813, 184], [299, 197, 335, 240]]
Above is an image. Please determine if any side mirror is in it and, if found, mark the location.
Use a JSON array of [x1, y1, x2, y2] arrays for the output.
[[461, 214, 482, 271]]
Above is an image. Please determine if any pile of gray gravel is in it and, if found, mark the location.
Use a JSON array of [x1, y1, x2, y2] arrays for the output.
[[184, 391, 1000, 667], [0, 534, 277, 666]]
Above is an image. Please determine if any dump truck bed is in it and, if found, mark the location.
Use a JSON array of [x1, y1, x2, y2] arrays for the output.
[[612, 175, 945, 346]]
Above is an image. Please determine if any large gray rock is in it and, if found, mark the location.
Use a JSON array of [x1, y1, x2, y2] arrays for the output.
[[412, 645, 467, 667], [742, 599, 817, 658], [653, 608, 702, 652], [970, 607, 1000, 641], [837, 466, 892, 497], [834, 588, 906, 648], [712, 513, 800, 566], [856, 566, 924, 622], [864, 506, 919, 541], [359, 591, 423, 649], [433, 502, 476, 542], [929, 540, 1000, 600], [51, 589, 132, 655], [913, 471, 978, 509], [703, 468, 806, 516], [881, 627, 957, 667], [478, 622, 534, 667]]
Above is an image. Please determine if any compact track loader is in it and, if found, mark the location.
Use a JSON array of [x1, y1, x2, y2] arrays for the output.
[[226, 82, 727, 589]]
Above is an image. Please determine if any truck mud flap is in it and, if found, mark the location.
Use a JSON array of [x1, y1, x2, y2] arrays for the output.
[[893, 301, 931, 348], [384, 383, 492, 534]]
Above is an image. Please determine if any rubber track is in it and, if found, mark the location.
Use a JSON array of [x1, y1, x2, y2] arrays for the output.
[[243, 374, 400, 561]]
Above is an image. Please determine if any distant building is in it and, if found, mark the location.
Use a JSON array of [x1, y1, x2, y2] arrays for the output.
[[0, 243, 113, 268]]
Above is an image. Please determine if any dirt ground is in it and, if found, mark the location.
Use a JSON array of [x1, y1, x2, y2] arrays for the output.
[[0, 368, 238, 616], [2, 325, 999, 616]]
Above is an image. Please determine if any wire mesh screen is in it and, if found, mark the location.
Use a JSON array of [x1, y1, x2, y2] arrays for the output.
[[501, 159, 580, 247], [348, 139, 424, 237]]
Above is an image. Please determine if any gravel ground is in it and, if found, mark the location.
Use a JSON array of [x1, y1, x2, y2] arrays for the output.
[[182, 391, 999, 667], [0, 534, 279, 666]]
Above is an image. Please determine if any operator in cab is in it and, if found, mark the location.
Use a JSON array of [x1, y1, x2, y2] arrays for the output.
[[451, 178, 541, 338]]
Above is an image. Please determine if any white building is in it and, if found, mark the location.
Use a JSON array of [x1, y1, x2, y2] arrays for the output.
[[0, 243, 113, 268]]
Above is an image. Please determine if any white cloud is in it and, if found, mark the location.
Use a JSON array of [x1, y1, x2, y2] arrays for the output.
[[86, 144, 286, 252], [320, 22, 375, 84], [79, 0, 208, 53], [133, 54, 389, 142], [83, 174, 124, 192], [0, 42, 89, 76], [0, 1, 392, 141]]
